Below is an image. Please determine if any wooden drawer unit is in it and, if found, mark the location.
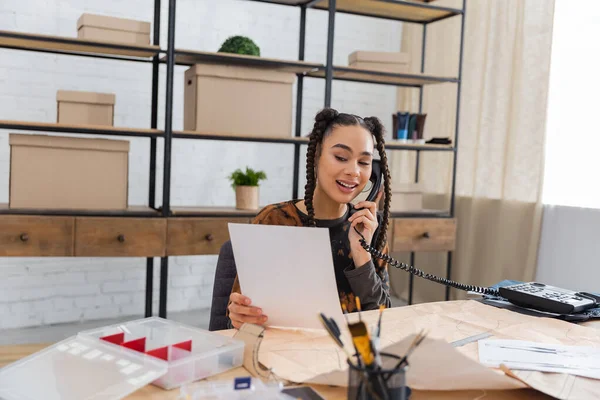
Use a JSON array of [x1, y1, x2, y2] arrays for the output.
[[75, 217, 166, 257], [167, 218, 250, 256], [0, 215, 74, 256], [391, 218, 456, 252]]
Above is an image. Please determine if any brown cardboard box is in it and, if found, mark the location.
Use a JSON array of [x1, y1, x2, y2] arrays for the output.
[[57, 90, 115, 126], [184, 63, 295, 138], [9, 134, 129, 210], [348, 51, 410, 73], [390, 183, 423, 212], [77, 13, 151, 45]]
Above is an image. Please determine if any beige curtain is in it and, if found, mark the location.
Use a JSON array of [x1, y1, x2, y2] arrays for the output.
[[388, 0, 555, 303]]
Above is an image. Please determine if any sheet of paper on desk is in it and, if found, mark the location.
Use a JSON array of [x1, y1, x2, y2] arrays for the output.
[[228, 223, 345, 330], [478, 339, 600, 380], [254, 300, 600, 399], [306, 334, 526, 390]]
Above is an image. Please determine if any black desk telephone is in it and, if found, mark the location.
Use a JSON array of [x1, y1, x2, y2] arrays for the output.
[[352, 160, 599, 316]]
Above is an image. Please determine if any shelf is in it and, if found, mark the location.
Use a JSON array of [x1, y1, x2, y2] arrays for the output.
[[0, 204, 161, 218], [313, 0, 462, 23], [173, 130, 453, 150], [170, 206, 450, 219], [385, 141, 454, 151], [171, 207, 259, 218], [0, 120, 163, 138], [242, 0, 462, 24], [173, 130, 309, 145], [0, 30, 159, 61], [165, 49, 323, 74], [243, 0, 309, 6], [390, 209, 451, 218], [309, 66, 458, 87]]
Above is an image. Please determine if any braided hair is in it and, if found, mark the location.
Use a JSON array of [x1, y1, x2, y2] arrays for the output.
[[303, 108, 392, 252]]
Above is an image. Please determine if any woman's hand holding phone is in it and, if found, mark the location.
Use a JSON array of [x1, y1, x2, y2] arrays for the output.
[[228, 293, 268, 329]]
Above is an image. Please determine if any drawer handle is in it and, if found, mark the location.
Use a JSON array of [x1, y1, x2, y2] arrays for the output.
[[205, 234, 214, 242], [421, 232, 430, 239], [117, 234, 126, 243], [20, 233, 29, 242]]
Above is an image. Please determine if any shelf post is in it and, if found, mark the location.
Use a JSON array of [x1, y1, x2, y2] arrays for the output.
[[446, 0, 467, 301], [324, 0, 336, 107], [292, 5, 307, 200], [409, 22, 428, 306], [159, 0, 177, 319], [145, 0, 162, 318]]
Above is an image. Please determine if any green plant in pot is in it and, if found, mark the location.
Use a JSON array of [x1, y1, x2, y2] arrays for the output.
[[229, 167, 267, 210], [218, 35, 261, 57]]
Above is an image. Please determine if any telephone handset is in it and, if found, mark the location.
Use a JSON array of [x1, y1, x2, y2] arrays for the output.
[[349, 162, 598, 315], [365, 159, 383, 203]]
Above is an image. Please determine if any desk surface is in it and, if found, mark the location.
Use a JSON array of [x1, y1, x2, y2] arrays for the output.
[[0, 342, 551, 399], [1, 308, 598, 400]]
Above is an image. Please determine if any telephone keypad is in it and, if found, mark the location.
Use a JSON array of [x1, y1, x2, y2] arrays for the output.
[[499, 282, 597, 314]]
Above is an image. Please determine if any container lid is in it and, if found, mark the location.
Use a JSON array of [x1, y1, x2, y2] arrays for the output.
[[0, 336, 167, 400], [349, 51, 410, 65], [77, 13, 151, 34], [56, 90, 115, 105], [189, 63, 295, 84], [9, 133, 130, 153]]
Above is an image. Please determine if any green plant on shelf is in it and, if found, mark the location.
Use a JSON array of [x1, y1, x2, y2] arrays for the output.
[[228, 167, 267, 188], [218, 35, 261, 57]]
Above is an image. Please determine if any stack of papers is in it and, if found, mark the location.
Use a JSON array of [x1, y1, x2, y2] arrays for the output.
[[479, 339, 600, 380]]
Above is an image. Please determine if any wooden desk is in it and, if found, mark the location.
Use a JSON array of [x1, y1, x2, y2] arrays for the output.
[[2, 313, 598, 399], [0, 343, 552, 399]]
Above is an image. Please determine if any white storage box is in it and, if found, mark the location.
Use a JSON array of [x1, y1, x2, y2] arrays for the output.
[[0, 317, 245, 399]]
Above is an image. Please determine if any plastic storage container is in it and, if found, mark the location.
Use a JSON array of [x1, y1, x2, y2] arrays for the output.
[[0, 335, 167, 400], [79, 317, 245, 390], [0, 317, 245, 399]]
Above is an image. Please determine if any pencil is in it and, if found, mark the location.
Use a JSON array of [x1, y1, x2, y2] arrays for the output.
[[356, 296, 362, 322], [342, 303, 351, 325], [377, 305, 385, 338]]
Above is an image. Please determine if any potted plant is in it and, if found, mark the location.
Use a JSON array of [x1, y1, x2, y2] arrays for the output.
[[229, 167, 267, 210], [218, 35, 261, 57]]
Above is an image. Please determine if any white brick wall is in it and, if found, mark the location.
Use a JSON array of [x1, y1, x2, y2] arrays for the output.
[[0, 0, 402, 329]]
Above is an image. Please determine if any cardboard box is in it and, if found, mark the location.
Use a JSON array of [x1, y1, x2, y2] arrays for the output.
[[9, 134, 129, 210], [77, 13, 151, 45], [348, 51, 410, 74], [57, 90, 115, 126], [390, 183, 423, 212], [184, 63, 295, 138]]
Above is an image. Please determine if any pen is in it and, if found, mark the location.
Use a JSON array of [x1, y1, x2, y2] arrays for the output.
[[318, 313, 354, 362]]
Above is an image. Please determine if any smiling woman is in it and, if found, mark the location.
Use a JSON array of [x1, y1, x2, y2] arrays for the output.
[[225, 108, 393, 330]]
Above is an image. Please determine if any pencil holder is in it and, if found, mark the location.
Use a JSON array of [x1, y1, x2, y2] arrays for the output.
[[347, 352, 411, 400]]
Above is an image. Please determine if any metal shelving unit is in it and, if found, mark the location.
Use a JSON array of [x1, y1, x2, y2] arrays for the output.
[[162, 0, 466, 309], [0, 4, 166, 318], [0, 0, 465, 318]]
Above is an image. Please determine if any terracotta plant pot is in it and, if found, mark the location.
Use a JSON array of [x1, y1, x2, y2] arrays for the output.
[[235, 185, 259, 210]]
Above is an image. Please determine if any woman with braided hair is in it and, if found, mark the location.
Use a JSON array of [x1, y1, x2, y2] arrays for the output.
[[226, 108, 393, 330]]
